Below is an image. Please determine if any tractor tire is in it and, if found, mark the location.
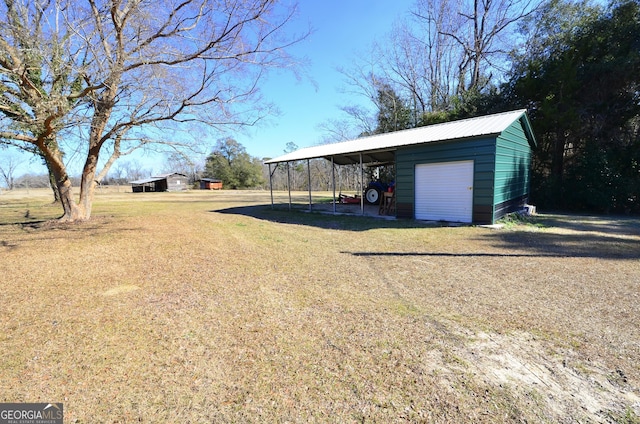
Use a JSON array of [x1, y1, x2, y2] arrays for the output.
[[365, 187, 380, 205]]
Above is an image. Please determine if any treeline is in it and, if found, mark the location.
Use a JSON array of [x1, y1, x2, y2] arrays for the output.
[[501, 0, 640, 213], [5, 173, 141, 190], [263, 160, 364, 193], [199, 139, 366, 193], [334, 0, 640, 214]]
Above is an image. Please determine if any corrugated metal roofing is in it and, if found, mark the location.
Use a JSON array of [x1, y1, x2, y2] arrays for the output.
[[265, 109, 531, 165], [129, 173, 187, 184], [129, 176, 164, 185], [152, 173, 187, 178]]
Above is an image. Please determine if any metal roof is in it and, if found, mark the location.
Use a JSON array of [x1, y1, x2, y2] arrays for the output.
[[152, 172, 187, 178], [265, 109, 533, 166], [129, 173, 187, 185], [129, 176, 164, 185]]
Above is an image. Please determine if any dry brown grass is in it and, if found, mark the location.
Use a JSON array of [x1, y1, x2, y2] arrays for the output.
[[1, 188, 639, 422]]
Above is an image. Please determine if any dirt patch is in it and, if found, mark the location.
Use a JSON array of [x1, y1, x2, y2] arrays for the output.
[[102, 284, 140, 296], [446, 328, 640, 422]]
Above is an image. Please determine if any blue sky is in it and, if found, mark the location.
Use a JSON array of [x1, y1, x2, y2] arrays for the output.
[[6, 1, 414, 179], [244, 1, 414, 161]]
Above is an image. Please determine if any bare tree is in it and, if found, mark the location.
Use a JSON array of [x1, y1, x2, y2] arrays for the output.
[[337, 54, 399, 135], [317, 114, 366, 143], [339, 0, 541, 127], [0, 151, 21, 189], [413, 0, 541, 95], [120, 159, 150, 181], [387, 3, 463, 113], [0, 0, 305, 221], [163, 151, 202, 183]]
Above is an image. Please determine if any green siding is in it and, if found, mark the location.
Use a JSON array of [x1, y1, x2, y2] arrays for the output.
[[394, 116, 534, 224], [493, 120, 533, 220], [395, 137, 496, 223]]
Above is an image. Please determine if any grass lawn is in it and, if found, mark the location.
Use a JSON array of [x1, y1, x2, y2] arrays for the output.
[[1, 188, 639, 422]]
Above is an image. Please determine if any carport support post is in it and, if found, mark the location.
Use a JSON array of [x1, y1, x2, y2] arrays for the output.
[[331, 156, 336, 214], [287, 161, 292, 211], [268, 163, 274, 209], [307, 159, 312, 212], [360, 153, 364, 215]]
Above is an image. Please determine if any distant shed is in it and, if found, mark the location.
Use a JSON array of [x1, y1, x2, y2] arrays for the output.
[[199, 178, 223, 190], [130, 173, 188, 192]]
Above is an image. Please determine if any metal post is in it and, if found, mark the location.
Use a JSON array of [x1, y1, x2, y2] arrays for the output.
[[359, 153, 364, 215], [331, 156, 336, 214], [268, 163, 274, 209], [392, 153, 396, 217], [307, 159, 312, 212], [287, 162, 292, 211]]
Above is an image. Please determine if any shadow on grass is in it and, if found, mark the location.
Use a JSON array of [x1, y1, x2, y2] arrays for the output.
[[478, 230, 640, 260], [0, 219, 50, 227], [344, 251, 567, 258], [216, 205, 640, 260], [213, 205, 436, 231], [535, 213, 640, 236], [346, 231, 640, 260], [0, 217, 143, 250]]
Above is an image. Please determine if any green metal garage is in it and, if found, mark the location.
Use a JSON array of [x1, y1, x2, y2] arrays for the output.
[[265, 109, 536, 224]]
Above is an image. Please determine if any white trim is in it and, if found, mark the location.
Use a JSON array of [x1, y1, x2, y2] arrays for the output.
[[415, 160, 474, 223]]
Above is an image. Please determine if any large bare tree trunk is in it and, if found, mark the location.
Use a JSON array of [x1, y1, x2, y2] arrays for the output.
[[42, 154, 62, 204], [78, 146, 102, 220], [48, 170, 61, 203], [49, 153, 98, 222], [38, 139, 84, 221], [50, 163, 83, 221], [57, 180, 83, 221]]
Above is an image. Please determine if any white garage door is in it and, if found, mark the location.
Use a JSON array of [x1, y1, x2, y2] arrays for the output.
[[415, 160, 474, 223]]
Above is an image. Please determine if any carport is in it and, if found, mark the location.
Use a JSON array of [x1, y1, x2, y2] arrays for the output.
[[264, 109, 536, 224], [264, 140, 394, 216]]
